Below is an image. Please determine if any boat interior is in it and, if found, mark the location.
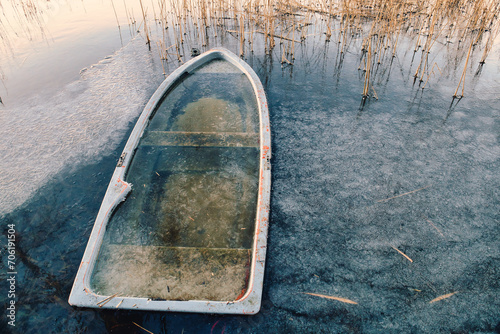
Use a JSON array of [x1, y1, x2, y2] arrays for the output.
[[90, 59, 261, 301]]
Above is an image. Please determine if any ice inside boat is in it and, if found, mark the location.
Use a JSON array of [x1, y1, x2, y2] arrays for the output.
[[90, 59, 261, 302]]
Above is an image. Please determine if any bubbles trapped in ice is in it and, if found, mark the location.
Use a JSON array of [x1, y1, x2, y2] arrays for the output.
[[0, 37, 159, 215], [91, 58, 261, 301]]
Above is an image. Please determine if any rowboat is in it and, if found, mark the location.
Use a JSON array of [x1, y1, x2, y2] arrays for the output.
[[68, 48, 271, 314]]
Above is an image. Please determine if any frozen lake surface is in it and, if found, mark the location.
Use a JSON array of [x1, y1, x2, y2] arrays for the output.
[[0, 0, 499, 332], [0, 37, 161, 214]]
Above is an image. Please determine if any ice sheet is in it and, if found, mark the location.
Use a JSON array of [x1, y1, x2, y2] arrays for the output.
[[0, 37, 160, 215]]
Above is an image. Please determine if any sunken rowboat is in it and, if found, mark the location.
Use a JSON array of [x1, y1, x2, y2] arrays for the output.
[[68, 48, 271, 314]]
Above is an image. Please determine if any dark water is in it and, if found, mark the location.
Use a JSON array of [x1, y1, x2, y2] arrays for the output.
[[1, 26, 500, 334]]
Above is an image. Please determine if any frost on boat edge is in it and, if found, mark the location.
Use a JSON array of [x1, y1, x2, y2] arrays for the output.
[[68, 48, 271, 315]]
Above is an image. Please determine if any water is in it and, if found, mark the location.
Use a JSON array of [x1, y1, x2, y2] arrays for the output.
[[1, 0, 499, 333]]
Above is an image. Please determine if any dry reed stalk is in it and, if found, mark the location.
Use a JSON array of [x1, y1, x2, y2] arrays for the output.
[[377, 185, 431, 203], [124, 0, 500, 99], [421, 62, 442, 89], [132, 322, 155, 334], [362, 40, 371, 98], [239, 13, 245, 57], [156, 0, 166, 23], [424, 217, 445, 237], [110, 0, 120, 28], [453, 39, 473, 98], [391, 246, 413, 263], [150, 0, 158, 22], [300, 12, 310, 41], [139, 0, 151, 45], [429, 291, 458, 304], [96, 293, 120, 307], [479, 23, 500, 64], [413, 18, 424, 53], [339, 9, 351, 54], [271, 30, 301, 43], [418, 52, 430, 84], [250, 17, 255, 52], [371, 85, 378, 100], [325, 16, 332, 42], [156, 41, 167, 74], [390, 18, 401, 57], [302, 292, 358, 304], [268, 7, 275, 50], [281, 45, 292, 65]]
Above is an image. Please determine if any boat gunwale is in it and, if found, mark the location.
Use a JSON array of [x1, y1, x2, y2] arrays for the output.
[[68, 48, 271, 315]]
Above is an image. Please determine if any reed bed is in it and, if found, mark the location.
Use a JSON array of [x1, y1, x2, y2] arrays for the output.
[[1, 0, 499, 101], [136, 0, 499, 101]]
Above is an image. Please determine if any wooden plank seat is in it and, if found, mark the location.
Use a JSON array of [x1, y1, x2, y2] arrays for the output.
[[142, 131, 259, 148]]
